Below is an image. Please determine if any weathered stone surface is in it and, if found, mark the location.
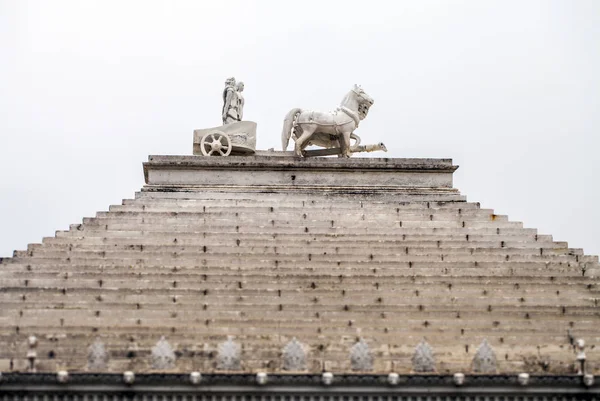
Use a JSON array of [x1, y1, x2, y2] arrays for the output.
[[0, 156, 598, 374], [144, 155, 458, 188]]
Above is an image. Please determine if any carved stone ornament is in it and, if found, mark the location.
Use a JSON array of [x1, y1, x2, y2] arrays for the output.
[[472, 339, 497, 373], [217, 336, 241, 370], [350, 338, 373, 371], [222, 77, 245, 125], [281, 84, 384, 158], [412, 339, 436, 372], [151, 336, 176, 370], [282, 337, 307, 371], [87, 338, 108, 370]]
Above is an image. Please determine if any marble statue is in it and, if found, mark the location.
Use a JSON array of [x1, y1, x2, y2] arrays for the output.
[[412, 339, 435, 372], [87, 338, 108, 370], [281, 84, 375, 157], [194, 77, 256, 156], [222, 77, 245, 125], [349, 338, 373, 371], [151, 336, 176, 370], [217, 336, 241, 370], [472, 339, 497, 373], [282, 337, 307, 371], [236, 81, 245, 121]]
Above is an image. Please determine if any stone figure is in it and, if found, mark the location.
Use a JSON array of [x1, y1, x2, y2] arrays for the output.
[[412, 339, 435, 372], [282, 337, 307, 371], [217, 336, 241, 370], [472, 339, 497, 373], [236, 81, 245, 121], [151, 336, 176, 370], [350, 338, 373, 371], [87, 338, 108, 370], [222, 77, 244, 125], [281, 84, 375, 157]]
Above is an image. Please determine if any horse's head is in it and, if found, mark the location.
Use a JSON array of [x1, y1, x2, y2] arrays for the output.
[[351, 84, 374, 120]]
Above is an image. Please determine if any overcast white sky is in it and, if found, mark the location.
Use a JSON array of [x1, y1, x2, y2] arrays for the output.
[[0, 0, 598, 258]]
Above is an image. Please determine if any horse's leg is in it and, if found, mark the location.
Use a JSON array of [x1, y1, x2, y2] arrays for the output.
[[341, 131, 352, 158], [294, 124, 315, 157], [337, 133, 347, 158]]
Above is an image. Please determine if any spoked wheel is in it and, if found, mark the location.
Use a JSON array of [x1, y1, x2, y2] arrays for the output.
[[200, 131, 232, 156]]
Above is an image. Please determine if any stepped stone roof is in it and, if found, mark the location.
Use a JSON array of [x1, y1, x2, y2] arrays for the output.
[[1, 155, 598, 377]]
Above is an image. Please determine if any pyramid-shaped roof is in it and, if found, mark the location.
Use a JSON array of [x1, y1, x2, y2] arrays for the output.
[[1, 155, 598, 375]]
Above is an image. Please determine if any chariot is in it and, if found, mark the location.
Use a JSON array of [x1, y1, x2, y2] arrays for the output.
[[193, 121, 257, 157]]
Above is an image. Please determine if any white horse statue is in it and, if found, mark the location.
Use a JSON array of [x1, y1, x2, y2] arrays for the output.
[[281, 85, 375, 157]]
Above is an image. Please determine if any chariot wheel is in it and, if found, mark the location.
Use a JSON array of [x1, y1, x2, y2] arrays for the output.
[[200, 131, 232, 156]]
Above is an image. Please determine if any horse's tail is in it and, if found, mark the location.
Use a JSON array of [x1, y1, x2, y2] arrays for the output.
[[282, 108, 302, 151]]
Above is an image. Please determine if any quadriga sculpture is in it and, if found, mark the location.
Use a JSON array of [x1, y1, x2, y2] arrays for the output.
[[282, 85, 375, 157]]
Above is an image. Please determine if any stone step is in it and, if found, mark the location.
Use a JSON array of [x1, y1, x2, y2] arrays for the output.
[[136, 190, 468, 203], [4, 261, 594, 278], [57, 226, 544, 237], [1, 276, 594, 293], [126, 196, 478, 208], [1, 280, 594, 298], [99, 209, 501, 220], [22, 245, 582, 259], [3, 293, 596, 311], [2, 276, 600, 296], [2, 267, 592, 280], [71, 220, 526, 233], [87, 215, 513, 226], [36, 239, 563, 253], [111, 202, 484, 214], [8, 250, 596, 263], [42, 233, 555, 246], [3, 312, 594, 330], [7, 254, 598, 268]]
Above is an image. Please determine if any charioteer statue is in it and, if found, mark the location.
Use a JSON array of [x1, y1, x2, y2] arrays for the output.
[[222, 77, 245, 125]]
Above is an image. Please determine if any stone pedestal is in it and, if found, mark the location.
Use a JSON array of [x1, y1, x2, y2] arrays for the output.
[[143, 156, 459, 195]]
